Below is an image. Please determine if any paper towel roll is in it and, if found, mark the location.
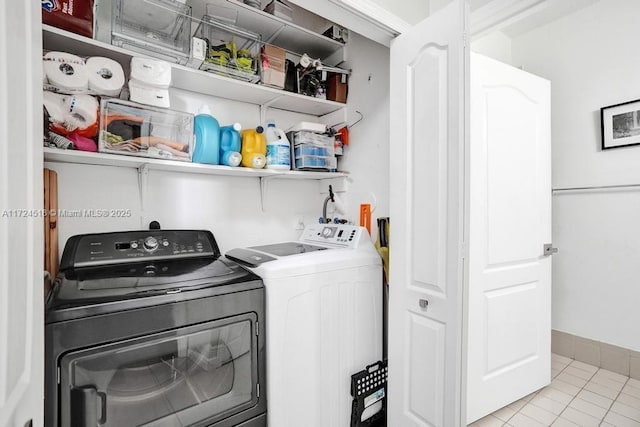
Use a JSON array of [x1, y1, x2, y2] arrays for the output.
[[130, 57, 171, 88], [44, 92, 98, 137], [86, 57, 125, 96], [128, 80, 170, 108], [43, 52, 89, 92]]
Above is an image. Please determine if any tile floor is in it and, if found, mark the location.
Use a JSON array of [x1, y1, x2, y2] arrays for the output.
[[469, 354, 640, 427]]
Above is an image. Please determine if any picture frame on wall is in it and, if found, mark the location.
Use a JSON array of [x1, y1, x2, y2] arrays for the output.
[[601, 99, 640, 150]]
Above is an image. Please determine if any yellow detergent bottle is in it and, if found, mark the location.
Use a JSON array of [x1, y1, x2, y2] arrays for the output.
[[241, 126, 267, 168]]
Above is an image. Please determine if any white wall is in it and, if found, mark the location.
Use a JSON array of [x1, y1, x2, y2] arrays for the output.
[[46, 32, 390, 257], [471, 31, 513, 65], [338, 32, 390, 239], [368, 0, 429, 25], [512, 0, 640, 350]]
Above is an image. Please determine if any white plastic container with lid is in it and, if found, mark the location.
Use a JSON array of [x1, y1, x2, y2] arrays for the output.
[[265, 121, 291, 170]]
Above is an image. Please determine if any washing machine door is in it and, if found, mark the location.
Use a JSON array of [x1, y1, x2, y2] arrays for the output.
[[58, 313, 258, 426]]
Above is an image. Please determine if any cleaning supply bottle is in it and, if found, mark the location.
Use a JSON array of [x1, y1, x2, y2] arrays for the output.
[[220, 123, 242, 167], [265, 121, 291, 170], [192, 105, 220, 164], [241, 126, 267, 168]]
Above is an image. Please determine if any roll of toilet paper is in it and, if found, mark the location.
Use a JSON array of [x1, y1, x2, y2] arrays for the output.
[[86, 57, 125, 96], [130, 57, 171, 88], [63, 94, 99, 131], [43, 52, 89, 92]]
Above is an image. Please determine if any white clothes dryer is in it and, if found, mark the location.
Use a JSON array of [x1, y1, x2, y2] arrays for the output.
[[226, 224, 382, 427]]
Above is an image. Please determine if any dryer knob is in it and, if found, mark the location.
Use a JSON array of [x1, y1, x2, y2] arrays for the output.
[[144, 236, 159, 251]]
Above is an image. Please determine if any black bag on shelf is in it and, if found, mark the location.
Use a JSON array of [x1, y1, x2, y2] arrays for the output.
[[284, 59, 299, 93]]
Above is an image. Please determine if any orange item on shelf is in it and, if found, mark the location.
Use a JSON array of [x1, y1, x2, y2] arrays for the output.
[[360, 203, 371, 235]]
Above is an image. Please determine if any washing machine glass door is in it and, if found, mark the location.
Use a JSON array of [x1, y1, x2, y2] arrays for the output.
[[58, 313, 257, 426]]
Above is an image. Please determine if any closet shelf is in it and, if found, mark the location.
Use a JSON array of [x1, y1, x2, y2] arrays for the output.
[[43, 148, 347, 180], [42, 25, 346, 116], [223, 0, 345, 60]]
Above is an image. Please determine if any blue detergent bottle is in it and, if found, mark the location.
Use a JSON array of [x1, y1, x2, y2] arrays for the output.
[[192, 105, 220, 164], [220, 123, 242, 167]]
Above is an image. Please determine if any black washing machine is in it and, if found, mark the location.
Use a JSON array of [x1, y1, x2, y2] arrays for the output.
[[45, 230, 266, 427]]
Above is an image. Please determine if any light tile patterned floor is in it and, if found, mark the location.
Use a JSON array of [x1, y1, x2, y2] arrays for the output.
[[469, 354, 640, 427]]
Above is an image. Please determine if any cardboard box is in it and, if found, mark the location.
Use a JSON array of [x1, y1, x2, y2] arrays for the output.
[[323, 25, 348, 44], [326, 73, 348, 103], [261, 44, 286, 89], [42, 0, 94, 38], [264, 0, 293, 21]]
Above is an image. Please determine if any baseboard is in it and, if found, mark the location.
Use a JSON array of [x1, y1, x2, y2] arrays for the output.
[[552, 329, 640, 380]]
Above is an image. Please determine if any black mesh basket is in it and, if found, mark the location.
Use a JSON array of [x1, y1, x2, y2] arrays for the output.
[[350, 360, 387, 427]]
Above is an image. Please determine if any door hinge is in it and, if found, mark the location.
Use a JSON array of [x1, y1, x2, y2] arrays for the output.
[[463, 32, 468, 47], [257, 383, 260, 398], [543, 243, 558, 256], [256, 321, 259, 336], [57, 367, 60, 384]]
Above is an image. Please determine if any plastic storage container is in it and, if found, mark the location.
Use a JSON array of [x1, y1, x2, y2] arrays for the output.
[[107, 0, 192, 64], [265, 123, 291, 170], [99, 99, 194, 162], [288, 131, 336, 171], [295, 155, 337, 170], [241, 127, 267, 168], [195, 16, 262, 83], [192, 106, 220, 165]]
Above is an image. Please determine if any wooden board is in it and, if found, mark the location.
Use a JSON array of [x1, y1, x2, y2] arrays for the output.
[[43, 168, 58, 295], [49, 170, 58, 279], [42, 168, 51, 282]]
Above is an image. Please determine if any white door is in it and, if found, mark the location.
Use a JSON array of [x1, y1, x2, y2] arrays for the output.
[[466, 53, 551, 423], [388, 1, 469, 426], [0, 2, 44, 427]]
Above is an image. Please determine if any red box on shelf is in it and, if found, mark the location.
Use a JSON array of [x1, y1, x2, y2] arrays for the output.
[[42, 0, 94, 38]]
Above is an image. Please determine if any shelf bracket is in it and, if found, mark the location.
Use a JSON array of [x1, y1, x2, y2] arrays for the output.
[[318, 175, 348, 195], [137, 163, 150, 228], [259, 175, 279, 212], [260, 96, 285, 124]]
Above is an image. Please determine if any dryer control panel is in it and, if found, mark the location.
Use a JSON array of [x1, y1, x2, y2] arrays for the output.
[[300, 224, 362, 248]]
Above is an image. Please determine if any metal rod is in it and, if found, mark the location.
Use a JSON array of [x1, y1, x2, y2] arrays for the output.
[[552, 183, 640, 193]]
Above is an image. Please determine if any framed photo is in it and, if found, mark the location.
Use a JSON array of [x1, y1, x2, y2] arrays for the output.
[[601, 99, 640, 150]]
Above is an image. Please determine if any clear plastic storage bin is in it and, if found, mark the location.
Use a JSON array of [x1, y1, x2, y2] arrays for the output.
[[108, 0, 192, 64], [288, 131, 336, 171], [295, 155, 337, 170], [99, 99, 194, 162], [291, 131, 335, 154], [195, 16, 262, 83]]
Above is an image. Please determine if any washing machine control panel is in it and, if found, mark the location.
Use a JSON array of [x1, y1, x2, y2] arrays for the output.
[[61, 230, 219, 269], [301, 224, 361, 248]]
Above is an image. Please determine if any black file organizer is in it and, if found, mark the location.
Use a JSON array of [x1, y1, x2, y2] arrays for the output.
[[350, 360, 387, 427]]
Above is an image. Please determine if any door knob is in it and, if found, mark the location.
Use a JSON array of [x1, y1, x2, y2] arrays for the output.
[[543, 243, 558, 256], [419, 299, 429, 309]]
